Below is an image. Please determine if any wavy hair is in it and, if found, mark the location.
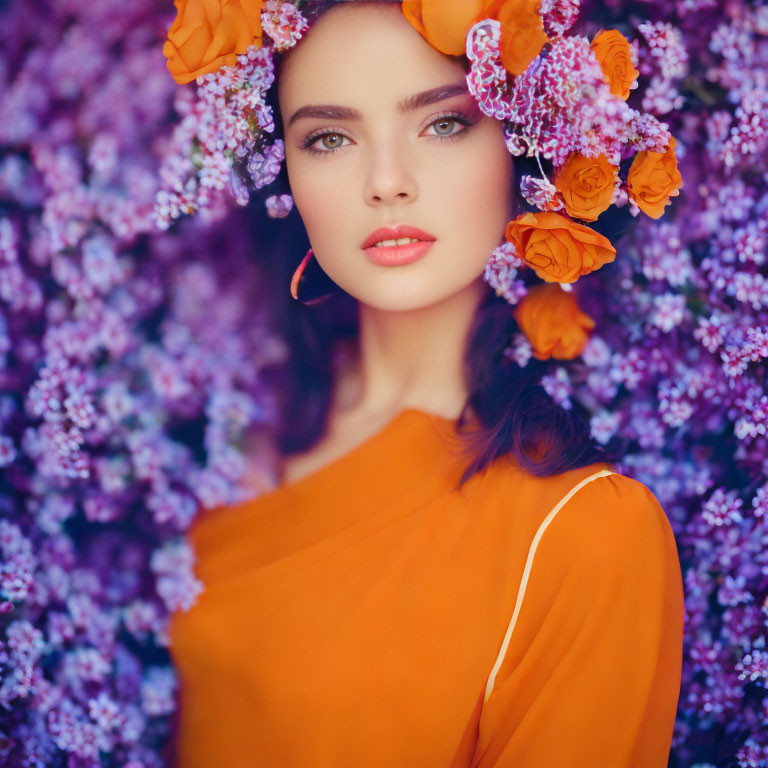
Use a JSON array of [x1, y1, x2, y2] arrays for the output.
[[254, 0, 626, 490]]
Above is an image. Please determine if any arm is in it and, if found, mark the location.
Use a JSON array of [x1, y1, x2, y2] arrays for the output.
[[472, 472, 685, 768]]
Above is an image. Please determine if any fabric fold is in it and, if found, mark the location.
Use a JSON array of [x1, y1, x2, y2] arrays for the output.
[[168, 412, 682, 768]]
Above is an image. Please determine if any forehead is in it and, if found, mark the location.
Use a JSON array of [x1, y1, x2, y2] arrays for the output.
[[277, 3, 467, 112]]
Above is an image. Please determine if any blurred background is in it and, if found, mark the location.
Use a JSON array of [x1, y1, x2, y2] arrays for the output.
[[0, 0, 766, 765]]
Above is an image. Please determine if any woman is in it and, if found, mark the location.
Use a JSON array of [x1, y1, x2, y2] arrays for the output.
[[164, 2, 685, 766]]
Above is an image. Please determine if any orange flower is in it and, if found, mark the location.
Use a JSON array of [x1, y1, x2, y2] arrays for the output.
[[495, 0, 549, 76], [554, 153, 618, 222], [401, 0, 490, 55], [512, 283, 596, 360], [627, 136, 683, 219], [505, 212, 616, 284], [402, 0, 547, 74], [590, 29, 638, 101], [163, 0, 264, 84]]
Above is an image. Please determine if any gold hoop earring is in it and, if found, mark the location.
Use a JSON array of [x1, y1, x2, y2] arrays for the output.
[[290, 248, 333, 305]]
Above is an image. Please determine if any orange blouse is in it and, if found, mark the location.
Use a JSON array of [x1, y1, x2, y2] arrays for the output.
[[168, 408, 684, 768]]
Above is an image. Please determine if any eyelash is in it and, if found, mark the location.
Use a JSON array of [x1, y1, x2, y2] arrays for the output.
[[300, 111, 475, 155]]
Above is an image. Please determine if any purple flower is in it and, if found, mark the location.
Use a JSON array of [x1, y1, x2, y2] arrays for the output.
[[1, 0, 767, 764]]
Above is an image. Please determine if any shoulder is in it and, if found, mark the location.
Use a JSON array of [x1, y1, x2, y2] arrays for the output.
[[481, 466, 684, 707], [535, 468, 679, 582], [488, 459, 671, 540], [460, 457, 679, 583], [471, 458, 674, 545]]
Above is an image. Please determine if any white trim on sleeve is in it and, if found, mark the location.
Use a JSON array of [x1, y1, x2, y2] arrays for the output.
[[483, 468, 617, 703]]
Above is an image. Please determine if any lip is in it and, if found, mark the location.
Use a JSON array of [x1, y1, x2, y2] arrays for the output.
[[361, 224, 437, 267]]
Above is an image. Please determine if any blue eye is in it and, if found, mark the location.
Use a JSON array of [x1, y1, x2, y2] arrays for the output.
[[427, 114, 472, 138], [300, 111, 476, 156]]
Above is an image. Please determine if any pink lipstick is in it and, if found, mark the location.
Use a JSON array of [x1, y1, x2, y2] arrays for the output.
[[361, 224, 436, 266]]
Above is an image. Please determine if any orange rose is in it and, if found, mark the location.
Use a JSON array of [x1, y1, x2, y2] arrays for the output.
[[590, 29, 638, 101], [401, 0, 490, 55], [505, 212, 616, 284], [163, 0, 264, 84], [495, 0, 549, 76], [512, 283, 596, 360], [554, 153, 618, 222], [627, 136, 683, 219], [402, 0, 547, 74]]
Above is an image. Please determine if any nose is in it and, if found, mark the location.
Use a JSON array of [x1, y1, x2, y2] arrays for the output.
[[363, 136, 418, 207]]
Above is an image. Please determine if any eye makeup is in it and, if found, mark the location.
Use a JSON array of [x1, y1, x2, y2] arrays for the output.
[[299, 110, 478, 156]]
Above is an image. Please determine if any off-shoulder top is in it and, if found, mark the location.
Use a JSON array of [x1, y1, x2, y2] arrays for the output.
[[168, 408, 684, 768]]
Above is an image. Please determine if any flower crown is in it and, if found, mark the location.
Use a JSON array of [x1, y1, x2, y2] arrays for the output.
[[157, 0, 683, 360]]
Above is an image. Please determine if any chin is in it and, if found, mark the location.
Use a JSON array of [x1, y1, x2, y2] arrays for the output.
[[358, 286, 462, 312]]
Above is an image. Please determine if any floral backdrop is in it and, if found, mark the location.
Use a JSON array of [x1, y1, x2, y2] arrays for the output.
[[0, 0, 766, 766]]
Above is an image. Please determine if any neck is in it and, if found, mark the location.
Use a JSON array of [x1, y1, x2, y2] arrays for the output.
[[334, 276, 489, 421]]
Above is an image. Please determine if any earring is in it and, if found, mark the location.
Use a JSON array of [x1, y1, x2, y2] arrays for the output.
[[290, 248, 333, 305]]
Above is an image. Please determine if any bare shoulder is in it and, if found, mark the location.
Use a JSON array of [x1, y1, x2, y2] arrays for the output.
[[239, 427, 282, 494], [239, 405, 401, 491], [278, 406, 400, 484]]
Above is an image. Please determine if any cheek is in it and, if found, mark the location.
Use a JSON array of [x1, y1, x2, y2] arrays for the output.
[[440, 136, 513, 242], [470, 132, 513, 209], [284, 146, 352, 239], [288, 161, 343, 231]]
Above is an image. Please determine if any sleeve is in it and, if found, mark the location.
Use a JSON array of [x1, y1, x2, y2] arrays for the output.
[[471, 471, 685, 768]]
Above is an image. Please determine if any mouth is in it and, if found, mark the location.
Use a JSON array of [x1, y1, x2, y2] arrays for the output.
[[362, 239, 436, 266], [361, 224, 436, 266], [361, 224, 436, 249], [369, 236, 425, 248]]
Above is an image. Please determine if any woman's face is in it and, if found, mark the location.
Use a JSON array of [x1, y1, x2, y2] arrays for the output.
[[277, 2, 515, 311]]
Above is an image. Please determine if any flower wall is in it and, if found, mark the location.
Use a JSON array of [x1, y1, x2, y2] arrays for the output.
[[0, 1, 285, 764], [0, 0, 766, 766]]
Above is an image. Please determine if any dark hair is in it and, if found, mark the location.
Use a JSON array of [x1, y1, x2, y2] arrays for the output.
[[253, 0, 626, 490]]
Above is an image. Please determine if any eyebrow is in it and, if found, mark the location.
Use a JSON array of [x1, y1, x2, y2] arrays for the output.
[[286, 81, 470, 128]]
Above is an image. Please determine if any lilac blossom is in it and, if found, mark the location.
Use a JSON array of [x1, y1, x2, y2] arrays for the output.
[[0, 0, 766, 766]]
